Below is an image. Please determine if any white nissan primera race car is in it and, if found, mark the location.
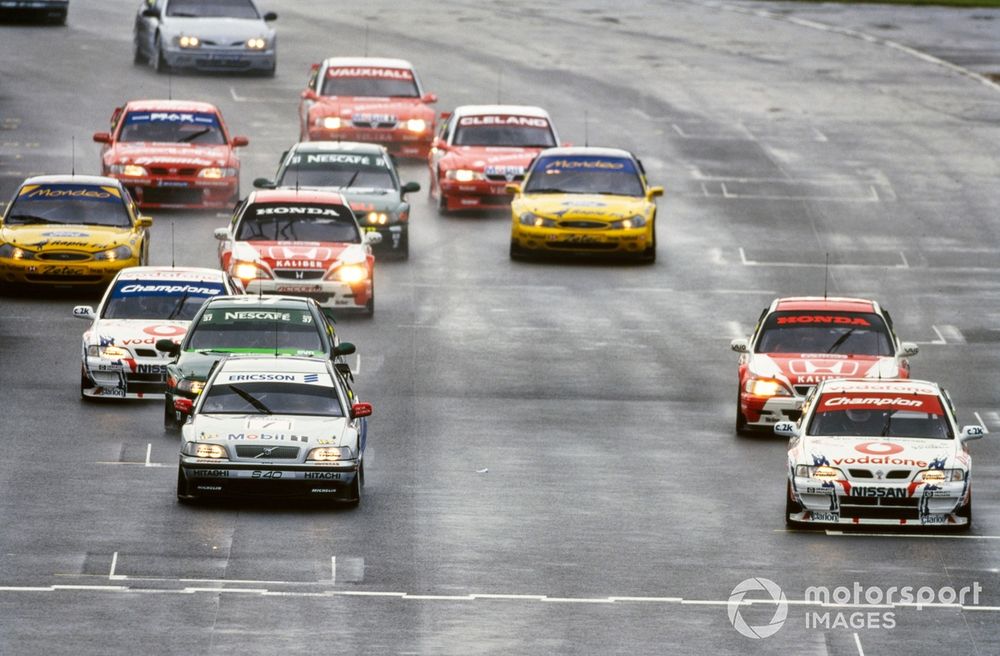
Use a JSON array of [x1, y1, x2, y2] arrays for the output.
[[74, 266, 241, 399], [779, 379, 985, 530]]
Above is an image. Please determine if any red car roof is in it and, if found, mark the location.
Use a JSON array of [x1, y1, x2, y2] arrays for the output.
[[775, 296, 876, 313], [250, 189, 348, 205], [123, 99, 221, 114]]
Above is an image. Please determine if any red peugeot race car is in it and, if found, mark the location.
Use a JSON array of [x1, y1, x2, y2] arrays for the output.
[[214, 189, 380, 315], [298, 57, 437, 158], [94, 99, 248, 209], [730, 296, 920, 434], [429, 105, 560, 213]]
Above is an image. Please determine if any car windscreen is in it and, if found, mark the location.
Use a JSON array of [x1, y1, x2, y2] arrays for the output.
[[806, 393, 952, 439], [166, 0, 259, 19], [277, 152, 396, 190], [523, 155, 644, 196], [236, 203, 360, 243], [755, 311, 893, 356], [321, 67, 419, 97], [453, 115, 556, 148], [101, 281, 226, 320], [119, 111, 226, 145], [200, 380, 344, 417], [5, 183, 131, 228], [187, 308, 323, 352]]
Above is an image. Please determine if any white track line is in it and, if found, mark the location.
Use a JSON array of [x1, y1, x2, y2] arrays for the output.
[[854, 633, 865, 656], [973, 413, 990, 433]]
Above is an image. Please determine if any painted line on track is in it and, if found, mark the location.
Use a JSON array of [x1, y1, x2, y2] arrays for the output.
[[738, 248, 908, 269], [854, 632, 865, 656], [973, 412, 991, 433]]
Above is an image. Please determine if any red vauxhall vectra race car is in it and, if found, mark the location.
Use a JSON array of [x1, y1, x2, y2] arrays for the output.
[[730, 296, 920, 434], [94, 99, 249, 209]]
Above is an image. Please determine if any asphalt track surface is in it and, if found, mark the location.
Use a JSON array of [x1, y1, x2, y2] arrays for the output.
[[2, 1, 1000, 654]]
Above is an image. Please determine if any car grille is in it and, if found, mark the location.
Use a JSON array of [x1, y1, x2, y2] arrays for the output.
[[147, 166, 199, 176], [25, 273, 103, 283], [274, 269, 325, 280], [140, 188, 204, 205], [194, 57, 251, 69], [134, 348, 158, 358], [235, 446, 300, 459], [839, 496, 921, 520], [558, 221, 606, 229], [37, 252, 90, 261], [351, 119, 398, 129], [848, 469, 913, 480], [793, 385, 814, 397], [484, 173, 524, 182], [546, 242, 617, 251]]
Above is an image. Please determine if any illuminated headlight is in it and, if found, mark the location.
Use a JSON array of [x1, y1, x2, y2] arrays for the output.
[[307, 446, 354, 461], [745, 377, 792, 397], [93, 245, 134, 261], [198, 167, 238, 179], [246, 37, 267, 50], [446, 169, 482, 182], [233, 261, 271, 281], [86, 344, 129, 360], [0, 243, 34, 260], [609, 215, 647, 230], [405, 118, 427, 133], [366, 211, 389, 225], [333, 264, 367, 284], [518, 212, 557, 228], [176, 379, 205, 395], [182, 442, 227, 459], [918, 469, 964, 483], [109, 164, 148, 177], [178, 35, 200, 48], [795, 465, 842, 481], [319, 116, 342, 130]]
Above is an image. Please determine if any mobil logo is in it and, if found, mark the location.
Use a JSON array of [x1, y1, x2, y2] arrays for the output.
[[788, 360, 860, 376]]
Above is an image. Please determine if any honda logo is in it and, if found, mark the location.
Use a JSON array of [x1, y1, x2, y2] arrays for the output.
[[787, 360, 861, 376], [294, 271, 305, 280]]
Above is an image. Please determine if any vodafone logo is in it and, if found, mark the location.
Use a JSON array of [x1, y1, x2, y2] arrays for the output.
[[143, 324, 186, 337], [855, 442, 904, 456]]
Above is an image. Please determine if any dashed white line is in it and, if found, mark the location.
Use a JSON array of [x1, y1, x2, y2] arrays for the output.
[[109, 552, 121, 580], [331, 556, 336, 584], [854, 632, 865, 656], [973, 412, 991, 433], [825, 531, 1000, 540]]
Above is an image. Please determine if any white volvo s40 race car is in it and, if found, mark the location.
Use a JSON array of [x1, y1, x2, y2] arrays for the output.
[[779, 379, 985, 530]]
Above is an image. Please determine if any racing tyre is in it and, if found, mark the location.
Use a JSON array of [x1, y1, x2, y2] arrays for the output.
[[176, 469, 196, 504], [364, 283, 374, 317], [164, 397, 181, 433], [735, 392, 750, 436], [80, 365, 95, 402], [399, 232, 409, 260], [955, 497, 972, 532], [640, 229, 657, 264], [509, 241, 527, 261], [344, 465, 362, 506], [132, 37, 146, 65], [785, 481, 806, 529], [434, 176, 450, 215]]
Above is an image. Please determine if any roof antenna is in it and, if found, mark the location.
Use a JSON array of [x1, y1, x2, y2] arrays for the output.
[[71, 136, 76, 176], [170, 220, 176, 268], [823, 252, 829, 300], [584, 110, 589, 148], [497, 69, 503, 104], [364, 24, 369, 57]]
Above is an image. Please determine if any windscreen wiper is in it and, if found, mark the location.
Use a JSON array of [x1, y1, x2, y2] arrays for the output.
[[826, 328, 856, 353], [166, 292, 190, 320], [880, 411, 895, 437], [228, 384, 273, 414], [179, 128, 211, 143]]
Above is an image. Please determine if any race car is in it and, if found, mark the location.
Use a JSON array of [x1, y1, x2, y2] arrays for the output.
[[253, 141, 419, 258], [508, 147, 663, 262], [779, 378, 985, 529], [730, 296, 920, 434], [0, 175, 151, 287], [215, 189, 379, 314], [74, 266, 242, 400], [94, 99, 248, 209], [159, 294, 353, 431], [133, 0, 277, 75], [176, 355, 370, 505], [0, 0, 68, 24], [429, 105, 560, 212], [298, 57, 438, 158]]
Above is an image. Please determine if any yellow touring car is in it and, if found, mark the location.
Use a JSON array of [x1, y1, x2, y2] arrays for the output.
[[0, 175, 151, 287], [508, 147, 663, 262]]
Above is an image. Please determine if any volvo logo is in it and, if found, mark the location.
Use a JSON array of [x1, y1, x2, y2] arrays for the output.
[[254, 447, 275, 459]]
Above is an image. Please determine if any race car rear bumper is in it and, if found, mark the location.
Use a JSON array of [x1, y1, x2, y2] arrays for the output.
[[307, 127, 431, 158], [178, 460, 360, 501], [439, 179, 513, 211]]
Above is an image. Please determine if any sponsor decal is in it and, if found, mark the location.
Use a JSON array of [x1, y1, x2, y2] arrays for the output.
[[225, 373, 295, 382], [135, 363, 167, 374], [228, 433, 310, 442], [850, 487, 907, 498], [289, 153, 386, 167], [18, 184, 120, 202], [273, 260, 326, 269], [190, 469, 230, 478], [832, 455, 928, 467], [115, 283, 224, 297], [305, 471, 342, 479], [265, 245, 334, 262], [817, 394, 943, 414], [776, 315, 872, 326], [124, 111, 219, 126], [223, 311, 291, 321], [458, 115, 549, 128], [855, 442, 904, 456], [41, 230, 89, 238], [254, 206, 340, 217], [143, 324, 187, 337], [484, 165, 525, 177], [327, 67, 413, 80], [787, 360, 861, 376]]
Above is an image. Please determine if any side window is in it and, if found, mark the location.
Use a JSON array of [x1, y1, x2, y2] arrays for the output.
[[230, 198, 247, 228], [437, 115, 451, 143], [308, 65, 320, 92]]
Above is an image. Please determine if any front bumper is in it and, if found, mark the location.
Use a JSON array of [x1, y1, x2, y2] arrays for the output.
[[741, 393, 804, 428], [0, 256, 135, 286], [439, 179, 514, 211], [789, 476, 968, 527], [245, 277, 371, 310], [510, 223, 653, 257], [162, 47, 275, 73], [82, 356, 171, 399], [179, 460, 360, 500], [112, 174, 239, 209], [307, 126, 431, 158]]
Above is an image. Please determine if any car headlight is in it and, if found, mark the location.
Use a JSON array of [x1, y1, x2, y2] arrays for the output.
[[0, 243, 35, 260], [93, 245, 134, 261], [95, 345, 130, 360], [365, 211, 389, 225], [307, 446, 354, 461], [178, 35, 200, 48], [446, 169, 483, 183], [405, 118, 427, 133], [609, 215, 647, 229], [319, 116, 342, 130], [795, 465, 842, 480], [332, 264, 368, 284], [918, 469, 964, 483], [518, 212, 557, 228], [182, 442, 227, 459], [109, 164, 148, 177], [745, 377, 792, 397], [232, 261, 272, 281], [176, 379, 205, 395], [246, 37, 267, 50], [198, 167, 238, 179]]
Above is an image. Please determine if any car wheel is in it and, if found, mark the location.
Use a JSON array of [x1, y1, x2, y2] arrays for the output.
[[176, 469, 196, 504], [955, 496, 972, 532], [80, 365, 95, 402], [132, 36, 146, 65], [640, 227, 657, 263], [398, 232, 409, 260], [364, 283, 374, 317], [509, 241, 527, 261], [435, 175, 449, 215], [735, 390, 750, 436], [345, 465, 362, 506], [785, 481, 806, 529], [164, 396, 181, 433]]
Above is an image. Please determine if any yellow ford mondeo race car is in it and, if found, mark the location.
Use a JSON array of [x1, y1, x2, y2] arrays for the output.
[[508, 147, 663, 262], [0, 175, 152, 287]]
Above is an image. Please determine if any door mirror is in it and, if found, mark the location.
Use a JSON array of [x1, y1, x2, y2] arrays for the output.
[[253, 178, 276, 189], [136, 215, 153, 228], [421, 92, 438, 104], [333, 342, 356, 357], [730, 338, 749, 353], [401, 181, 420, 195], [438, 111, 451, 120], [213, 227, 230, 241], [647, 185, 664, 199], [73, 305, 95, 320], [899, 342, 919, 357], [774, 422, 799, 438], [263, 11, 277, 21], [173, 397, 194, 416], [93, 132, 111, 144], [301, 88, 319, 101], [231, 136, 249, 148], [363, 231, 383, 245], [961, 425, 986, 442], [350, 402, 373, 419], [155, 339, 181, 357], [141, 7, 160, 18], [505, 183, 522, 195]]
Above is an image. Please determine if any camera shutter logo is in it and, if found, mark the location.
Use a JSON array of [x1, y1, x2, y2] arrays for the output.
[[728, 577, 788, 639]]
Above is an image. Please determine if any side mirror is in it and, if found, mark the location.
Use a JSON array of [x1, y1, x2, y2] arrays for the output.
[[231, 136, 249, 148], [263, 11, 277, 21], [73, 305, 95, 320], [136, 215, 153, 228], [900, 342, 919, 357], [156, 339, 181, 357], [363, 232, 383, 245], [421, 92, 438, 104], [730, 338, 749, 353], [350, 402, 373, 419], [505, 183, 522, 195], [333, 342, 356, 357], [173, 397, 195, 416], [438, 111, 452, 120], [774, 422, 799, 438], [961, 425, 986, 442], [401, 181, 420, 195], [141, 7, 160, 18], [253, 178, 276, 189], [213, 227, 230, 241], [93, 132, 111, 144], [647, 185, 664, 199]]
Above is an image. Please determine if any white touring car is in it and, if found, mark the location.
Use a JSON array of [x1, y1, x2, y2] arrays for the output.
[[779, 379, 985, 530]]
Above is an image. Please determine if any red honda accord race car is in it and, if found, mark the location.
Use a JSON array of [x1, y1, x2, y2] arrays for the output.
[[730, 296, 920, 434], [298, 57, 437, 159], [94, 99, 248, 209], [429, 105, 560, 213]]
